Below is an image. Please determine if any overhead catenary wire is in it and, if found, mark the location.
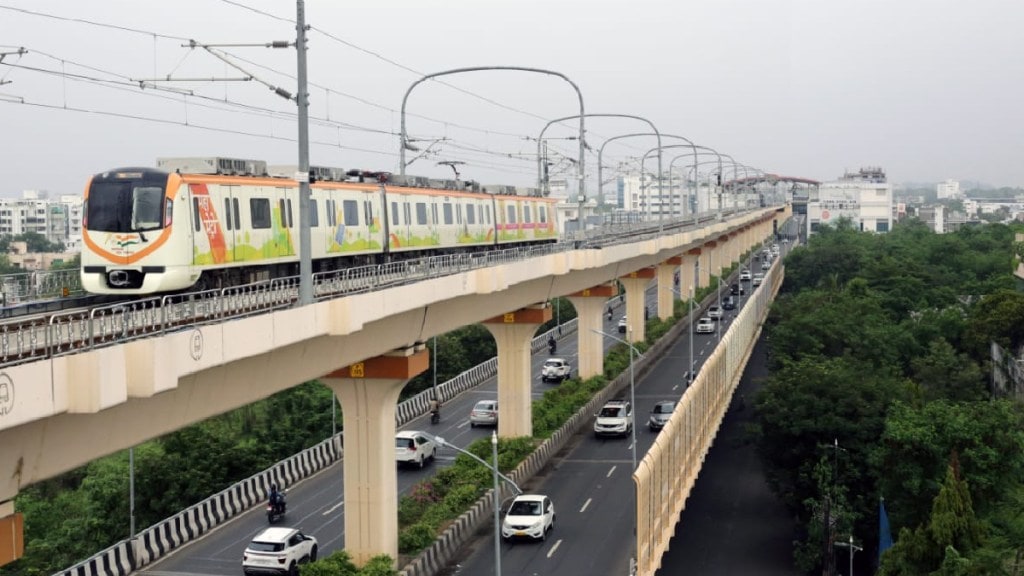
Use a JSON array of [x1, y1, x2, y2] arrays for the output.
[[0, 3, 635, 185]]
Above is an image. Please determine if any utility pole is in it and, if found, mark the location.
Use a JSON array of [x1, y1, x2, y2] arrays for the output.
[[295, 0, 313, 305]]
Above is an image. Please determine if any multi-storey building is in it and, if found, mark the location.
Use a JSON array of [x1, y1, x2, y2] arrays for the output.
[[0, 191, 84, 251], [807, 167, 893, 234], [936, 179, 962, 200]]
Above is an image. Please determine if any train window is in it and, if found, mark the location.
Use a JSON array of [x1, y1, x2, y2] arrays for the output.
[[223, 199, 232, 230], [192, 198, 201, 232], [467, 204, 476, 224], [391, 202, 399, 225], [415, 203, 427, 225], [539, 206, 547, 223], [343, 200, 359, 226], [506, 205, 516, 224], [523, 206, 532, 224], [279, 200, 287, 228], [131, 187, 164, 231], [250, 198, 272, 229], [443, 204, 453, 225], [233, 198, 240, 228], [309, 199, 319, 227]]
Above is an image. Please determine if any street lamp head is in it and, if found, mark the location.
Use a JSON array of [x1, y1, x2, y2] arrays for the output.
[[434, 435, 447, 447], [491, 430, 498, 446]]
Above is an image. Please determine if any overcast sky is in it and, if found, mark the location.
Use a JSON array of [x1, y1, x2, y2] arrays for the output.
[[1, 0, 1022, 198]]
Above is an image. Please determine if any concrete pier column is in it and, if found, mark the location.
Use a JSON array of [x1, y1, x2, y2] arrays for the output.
[[322, 346, 429, 568], [657, 257, 682, 320], [483, 304, 552, 438], [700, 241, 716, 288], [729, 231, 740, 266], [566, 283, 617, 379], [0, 501, 22, 566], [620, 267, 655, 343], [681, 250, 699, 298]]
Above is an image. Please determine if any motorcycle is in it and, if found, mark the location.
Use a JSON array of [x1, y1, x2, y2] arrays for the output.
[[266, 493, 287, 524], [430, 408, 441, 425], [548, 339, 557, 355]]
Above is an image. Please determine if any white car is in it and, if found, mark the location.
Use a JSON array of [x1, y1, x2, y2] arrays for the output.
[[739, 269, 752, 281], [594, 399, 633, 437], [541, 358, 572, 383], [502, 494, 555, 541], [752, 273, 764, 286], [395, 430, 437, 468], [617, 316, 628, 333], [695, 317, 715, 334], [470, 399, 498, 427], [242, 527, 318, 576], [707, 305, 722, 319]]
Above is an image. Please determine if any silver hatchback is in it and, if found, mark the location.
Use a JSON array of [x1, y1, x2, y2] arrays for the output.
[[470, 399, 498, 427]]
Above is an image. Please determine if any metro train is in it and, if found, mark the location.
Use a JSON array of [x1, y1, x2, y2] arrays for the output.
[[81, 157, 559, 295]]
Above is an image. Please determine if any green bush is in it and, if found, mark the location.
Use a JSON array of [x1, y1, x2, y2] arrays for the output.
[[300, 551, 357, 576], [398, 522, 437, 554], [444, 483, 484, 510]]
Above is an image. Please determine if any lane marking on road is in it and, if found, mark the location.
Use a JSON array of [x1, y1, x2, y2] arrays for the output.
[[580, 498, 592, 513], [607, 465, 617, 478], [322, 501, 344, 515], [547, 539, 563, 558], [456, 420, 470, 429]]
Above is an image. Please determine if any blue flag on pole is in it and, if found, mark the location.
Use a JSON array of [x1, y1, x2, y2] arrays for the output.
[[879, 497, 894, 562]]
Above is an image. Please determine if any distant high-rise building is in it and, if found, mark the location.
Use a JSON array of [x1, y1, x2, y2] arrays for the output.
[[937, 179, 961, 200]]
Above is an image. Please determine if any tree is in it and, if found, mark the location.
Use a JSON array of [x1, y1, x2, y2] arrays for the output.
[[909, 339, 986, 402]]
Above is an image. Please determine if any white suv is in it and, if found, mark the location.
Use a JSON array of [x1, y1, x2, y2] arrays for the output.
[[695, 317, 715, 334], [594, 400, 633, 437], [541, 358, 572, 383], [242, 527, 318, 576], [395, 430, 437, 468]]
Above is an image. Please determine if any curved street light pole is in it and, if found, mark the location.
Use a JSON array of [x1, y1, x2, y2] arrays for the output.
[[670, 155, 722, 222], [535, 114, 661, 208], [430, 431, 522, 576], [399, 66, 585, 197], [598, 133, 697, 221], [662, 146, 722, 223]]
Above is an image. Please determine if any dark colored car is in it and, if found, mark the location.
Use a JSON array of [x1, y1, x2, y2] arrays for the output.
[[722, 296, 736, 310], [730, 283, 745, 296]]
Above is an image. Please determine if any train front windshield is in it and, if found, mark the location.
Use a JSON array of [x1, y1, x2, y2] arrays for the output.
[[86, 172, 169, 233]]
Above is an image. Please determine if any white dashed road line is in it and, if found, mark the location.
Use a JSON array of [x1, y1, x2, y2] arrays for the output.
[[607, 465, 617, 478], [547, 539, 563, 558], [580, 498, 592, 513]]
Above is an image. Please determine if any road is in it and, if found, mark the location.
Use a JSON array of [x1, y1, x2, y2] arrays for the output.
[[441, 286, 755, 576], [139, 286, 663, 576]]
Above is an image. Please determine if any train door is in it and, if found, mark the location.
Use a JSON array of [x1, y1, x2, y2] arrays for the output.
[[222, 185, 240, 262], [401, 198, 413, 246], [277, 187, 295, 256]]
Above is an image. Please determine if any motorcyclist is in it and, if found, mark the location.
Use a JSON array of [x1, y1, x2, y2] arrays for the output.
[[607, 305, 613, 321], [268, 484, 285, 515], [429, 397, 441, 422], [547, 335, 557, 354]]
